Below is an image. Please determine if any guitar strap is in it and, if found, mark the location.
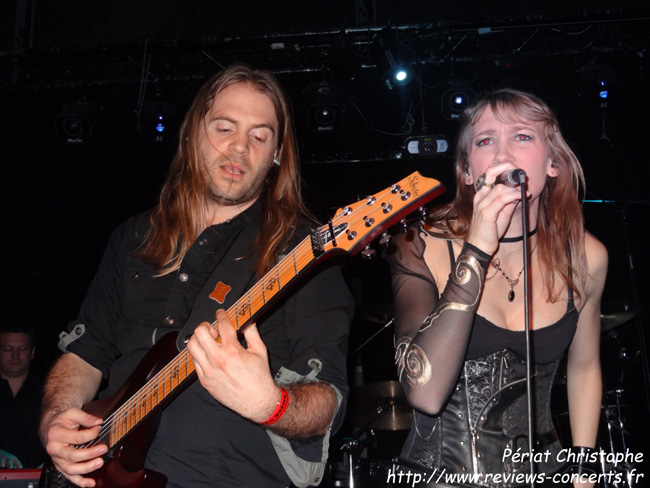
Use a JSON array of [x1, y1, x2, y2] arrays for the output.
[[175, 223, 259, 351]]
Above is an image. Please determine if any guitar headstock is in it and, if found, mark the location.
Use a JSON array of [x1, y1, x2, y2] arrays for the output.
[[311, 172, 445, 258]]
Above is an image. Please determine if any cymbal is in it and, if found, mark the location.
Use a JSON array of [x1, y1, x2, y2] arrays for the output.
[[351, 380, 413, 431], [601, 311, 634, 332], [356, 303, 394, 324]]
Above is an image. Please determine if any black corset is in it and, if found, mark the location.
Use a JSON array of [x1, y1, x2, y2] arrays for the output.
[[400, 349, 565, 488]]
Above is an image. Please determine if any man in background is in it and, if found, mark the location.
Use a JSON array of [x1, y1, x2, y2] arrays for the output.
[[0, 325, 45, 468]]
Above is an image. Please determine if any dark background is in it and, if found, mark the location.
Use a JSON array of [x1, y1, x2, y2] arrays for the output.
[[2, 0, 649, 478]]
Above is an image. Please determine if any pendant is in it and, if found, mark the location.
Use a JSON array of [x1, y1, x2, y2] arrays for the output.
[[508, 289, 515, 302]]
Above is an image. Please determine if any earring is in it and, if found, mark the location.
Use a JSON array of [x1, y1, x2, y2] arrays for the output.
[[551, 160, 559, 169], [273, 158, 281, 166], [465, 167, 470, 176]]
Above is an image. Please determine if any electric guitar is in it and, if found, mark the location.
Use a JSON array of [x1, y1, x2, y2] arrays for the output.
[[39, 171, 445, 488]]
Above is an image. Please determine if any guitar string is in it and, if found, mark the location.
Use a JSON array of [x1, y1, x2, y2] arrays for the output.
[[85, 185, 409, 448], [89, 185, 409, 447], [83, 185, 406, 448], [88, 235, 316, 447]]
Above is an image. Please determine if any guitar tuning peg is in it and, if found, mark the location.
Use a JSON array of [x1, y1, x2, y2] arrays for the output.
[[361, 246, 376, 260], [379, 232, 391, 247], [400, 219, 408, 233]]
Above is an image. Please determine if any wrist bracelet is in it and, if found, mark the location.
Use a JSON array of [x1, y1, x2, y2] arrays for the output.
[[259, 388, 290, 426]]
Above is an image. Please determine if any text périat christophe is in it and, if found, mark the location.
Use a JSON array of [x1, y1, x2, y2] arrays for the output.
[[503, 447, 643, 466]]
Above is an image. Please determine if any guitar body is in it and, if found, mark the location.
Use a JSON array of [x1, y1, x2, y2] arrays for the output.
[[40, 331, 185, 488]]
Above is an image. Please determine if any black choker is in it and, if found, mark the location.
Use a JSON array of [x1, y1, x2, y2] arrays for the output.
[[499, 227, 538, 243]]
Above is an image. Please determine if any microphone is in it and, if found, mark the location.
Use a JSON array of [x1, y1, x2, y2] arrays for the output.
[[495, 169, 526, 187]]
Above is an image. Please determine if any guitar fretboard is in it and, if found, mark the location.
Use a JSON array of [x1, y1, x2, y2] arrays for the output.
[[102, 234, 317, 447]]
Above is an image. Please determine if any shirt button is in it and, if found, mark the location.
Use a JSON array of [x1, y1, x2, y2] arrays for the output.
[[179, 273, 189, 282], [165, 316, 175, 325], [131, 271, 140, 279], [198, 238, 208, 246]]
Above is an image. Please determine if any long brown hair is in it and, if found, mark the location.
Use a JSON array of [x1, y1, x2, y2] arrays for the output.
[[429, 88, 587, 302], [138, 64, 309, 278]]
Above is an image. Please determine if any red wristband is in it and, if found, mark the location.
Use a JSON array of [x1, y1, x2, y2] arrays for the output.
[[259, 388, 290, 426]]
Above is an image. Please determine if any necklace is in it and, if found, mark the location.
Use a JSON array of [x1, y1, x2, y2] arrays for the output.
[[490, 244, 537, 302], [499, 227, 538, 243]]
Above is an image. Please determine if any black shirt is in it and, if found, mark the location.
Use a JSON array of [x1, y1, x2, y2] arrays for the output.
[[65, 204, 354, 487], [0, 374, 45, 468]]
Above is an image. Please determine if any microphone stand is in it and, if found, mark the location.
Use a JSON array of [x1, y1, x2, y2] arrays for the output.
[[516, 173, 536, 486]]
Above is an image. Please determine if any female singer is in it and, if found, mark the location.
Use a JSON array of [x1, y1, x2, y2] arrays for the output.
[[385, 88, 607, 487]]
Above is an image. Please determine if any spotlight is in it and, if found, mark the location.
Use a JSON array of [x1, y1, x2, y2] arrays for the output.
[[303, 81, 345, 133], [55, 102, 101, 144], [599, 81, 609, 99], [379, 28, 414, 92], [382, 52, 414, 91], [141, 101, 177, 142], [441, 87, 476, 120], [308, 105, 344, 132], [576, 64, 616, 109], [395, 70, 409, 83]]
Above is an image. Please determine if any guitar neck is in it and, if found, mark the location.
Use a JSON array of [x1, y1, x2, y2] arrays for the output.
[[226, 235, 314, 332], [102, 236, 315, 449]]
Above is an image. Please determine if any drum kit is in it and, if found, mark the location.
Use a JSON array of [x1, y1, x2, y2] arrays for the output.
[[555, 301, 646, 487], [325, 380, 409, 488], [597, 301, 647, 487], [324, 304, 409, 488]]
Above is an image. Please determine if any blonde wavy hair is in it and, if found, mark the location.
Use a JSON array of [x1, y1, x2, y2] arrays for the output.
[[429, 88, 587, 302]]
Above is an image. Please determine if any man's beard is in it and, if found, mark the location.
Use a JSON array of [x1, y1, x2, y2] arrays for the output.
[[205, 155, 270, 207]]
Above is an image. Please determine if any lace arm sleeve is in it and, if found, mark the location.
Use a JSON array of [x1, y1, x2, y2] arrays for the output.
[[384, 228, 490, 415]]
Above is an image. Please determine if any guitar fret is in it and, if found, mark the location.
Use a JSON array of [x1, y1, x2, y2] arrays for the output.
[[261, 277, 267, 304], [141, 395, 148, 419], [165, 371, 172, 397]]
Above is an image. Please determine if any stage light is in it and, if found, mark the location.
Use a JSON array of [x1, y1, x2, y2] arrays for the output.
[[309, 105, 343, 132], [599, 81, 609, 99], [141, 101, 177, 142], [155, 115, 165, 133], [576, 64, 616, 109], [55, 102, 101, 144], [441, 85, 476, 120], [395, 70, 408, 82], [382, 51, 414, 91], [379, 28, 414, 92], [304, 81, 345, 132]]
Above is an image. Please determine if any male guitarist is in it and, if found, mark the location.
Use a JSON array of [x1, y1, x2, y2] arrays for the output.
[[40, 64, 354, 488]]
